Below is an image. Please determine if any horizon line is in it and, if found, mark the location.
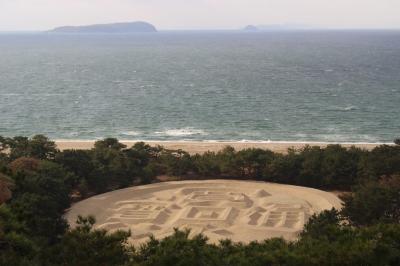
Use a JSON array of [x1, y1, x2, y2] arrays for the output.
[[2, 27, 400, 33]]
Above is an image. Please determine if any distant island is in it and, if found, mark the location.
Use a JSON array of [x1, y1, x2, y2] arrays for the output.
[[242, 24, 312, 31], [243, 25, 259, 31], [50, 21, 157, 33]]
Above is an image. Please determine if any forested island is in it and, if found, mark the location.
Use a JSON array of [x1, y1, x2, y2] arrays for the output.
[[50, 21, 157, 33], [1, 135, 399, 265]]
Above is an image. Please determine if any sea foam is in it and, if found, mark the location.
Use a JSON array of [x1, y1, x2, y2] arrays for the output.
[[155, 128, 208, 137], [121, 131, 141, 136]]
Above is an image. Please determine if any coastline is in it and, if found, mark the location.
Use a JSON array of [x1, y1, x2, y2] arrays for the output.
[[55, 140, 390, 154]]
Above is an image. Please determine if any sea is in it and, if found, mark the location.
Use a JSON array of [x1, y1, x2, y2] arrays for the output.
[[0, 30, 399, 143]]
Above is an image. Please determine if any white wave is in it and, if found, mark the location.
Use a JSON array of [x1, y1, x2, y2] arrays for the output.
[[343, 106, 358, 111], [237, 139, 272, 143], [332, 106, 358, 111], [155, 128, 208, 137], [65, 132, 80, 137], [121, 131, 140, 136], [0, 93, 22, 96]]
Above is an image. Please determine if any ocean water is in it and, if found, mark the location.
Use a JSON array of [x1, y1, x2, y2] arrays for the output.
[[0, 31, 399, 142]]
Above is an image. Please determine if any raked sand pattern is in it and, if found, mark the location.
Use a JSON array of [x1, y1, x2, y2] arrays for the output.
[[66, 180, 342, 245]]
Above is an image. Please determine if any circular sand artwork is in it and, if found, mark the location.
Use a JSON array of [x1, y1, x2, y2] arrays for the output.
[[66, 180, 342, 245]]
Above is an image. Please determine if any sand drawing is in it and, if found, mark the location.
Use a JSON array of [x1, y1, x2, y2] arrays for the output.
[[66, 180, 342, 244]]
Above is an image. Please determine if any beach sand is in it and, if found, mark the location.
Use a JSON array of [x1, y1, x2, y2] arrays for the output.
[[66, 180, 342, 245], [56, 140, 384, 154]]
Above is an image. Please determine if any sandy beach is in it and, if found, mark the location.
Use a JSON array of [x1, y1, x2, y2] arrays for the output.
[[66, 180, 342, 245], [56, 140, 386, 154]]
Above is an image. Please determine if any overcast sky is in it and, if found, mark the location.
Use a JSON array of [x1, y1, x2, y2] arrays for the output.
[[1, 0, 400, 31]]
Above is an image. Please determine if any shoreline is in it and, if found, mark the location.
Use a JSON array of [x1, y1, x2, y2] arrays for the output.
[[55, 140, 391, 154]]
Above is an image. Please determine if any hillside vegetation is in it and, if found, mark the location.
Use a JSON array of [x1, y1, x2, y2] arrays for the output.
[[0, 135, 399, 265]]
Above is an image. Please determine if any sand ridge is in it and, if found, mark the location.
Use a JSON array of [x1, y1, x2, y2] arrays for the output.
[[66, 180, 342, 245]]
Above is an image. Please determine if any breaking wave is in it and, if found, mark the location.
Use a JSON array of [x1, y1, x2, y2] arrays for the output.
[[155, 128, 208, 137]]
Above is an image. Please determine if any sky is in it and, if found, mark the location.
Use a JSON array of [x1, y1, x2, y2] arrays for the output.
[[1, 0, 400, 31]]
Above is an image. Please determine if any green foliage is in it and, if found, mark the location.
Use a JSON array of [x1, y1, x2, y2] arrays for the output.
[[263, 150, 302, 184], [48, 215, 132, 266], [158, 150, 193, 176], [0, 173, 13, 204], [320, 145, 362, 189], [193, 152, 221, 176], [0, 136, 9, 166], [0, 159, 73, 263], [217, 238, 293, 266], [131, 222, 400, 266], [215, 146, 237, 176], [9, 161, 73, 243], [90, 140, 139, 192], [261, 145, 364, 189], [295, 216, 400, 266], [296, 146, 324, 187], [0, 136, 7, 152], [301, 209, 343, 240], [4, 136, 397, 193], [341, 175, 400, 226], [133, 229, 221, 266], [55, 150, 94, 182], [358, 145, 400, 180], [94, 138, 127, 150], [234, 148, 275, 179], [54, 140, 159, 195], [33, 138, 400, 193], [0, 205, 38, 266], [5, 135, 58, 160]]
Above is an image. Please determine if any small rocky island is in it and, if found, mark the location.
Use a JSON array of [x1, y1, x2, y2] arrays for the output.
[[243, 25, 259, 31], [50, 21, 157, 33]]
